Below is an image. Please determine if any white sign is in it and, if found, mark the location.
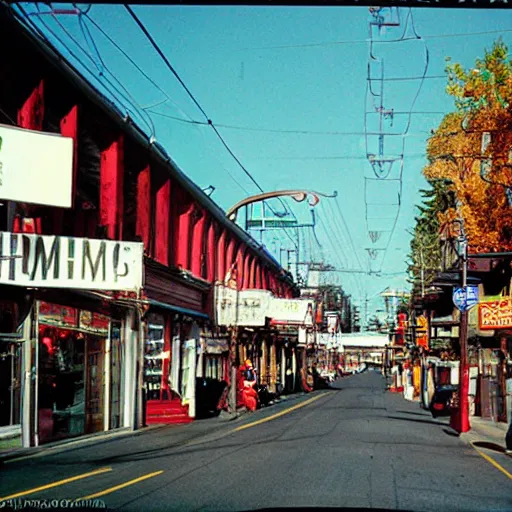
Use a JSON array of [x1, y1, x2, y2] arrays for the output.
[[0, 124, 73, 208], [271, 298, 314, 325], [0, 232, 143, 291], [238, 289, 272, 327], [214, 285, 271, 327]]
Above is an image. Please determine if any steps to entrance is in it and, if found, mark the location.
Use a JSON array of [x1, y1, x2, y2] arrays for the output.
[[146, 399, 193, 425]]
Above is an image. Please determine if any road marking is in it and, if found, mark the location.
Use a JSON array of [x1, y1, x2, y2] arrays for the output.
[[0, 467, 113, 501], [78, 470, 164, 500], [231, 392, 330, 433], [470, 441, 512, 480]]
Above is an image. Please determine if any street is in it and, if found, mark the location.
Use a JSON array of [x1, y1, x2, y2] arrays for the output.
[[1, 371, 511, 512]]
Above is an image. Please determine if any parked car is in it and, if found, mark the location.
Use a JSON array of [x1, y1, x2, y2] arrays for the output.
[[430, 384, 458, 418]]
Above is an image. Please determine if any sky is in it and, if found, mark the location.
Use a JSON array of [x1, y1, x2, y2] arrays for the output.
[[16, 3, 512, 319]]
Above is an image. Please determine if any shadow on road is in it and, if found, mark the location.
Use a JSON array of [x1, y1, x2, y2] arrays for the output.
[[387, 415, 448, 427], [472, 441, 506, 453]]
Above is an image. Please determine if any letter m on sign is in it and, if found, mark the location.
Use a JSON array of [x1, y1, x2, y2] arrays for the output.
[[82, 240, 106, 282], [31, 236, 60, 281]]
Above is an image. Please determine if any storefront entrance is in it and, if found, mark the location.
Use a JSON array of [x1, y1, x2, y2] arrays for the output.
[[37, 302, 118, 445]]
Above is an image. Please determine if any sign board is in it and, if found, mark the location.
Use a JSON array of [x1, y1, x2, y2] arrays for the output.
[[214, 285, 272, 327], [0, 124, 73, 208], [215, 284, 315, 327], [479, 298, 512, 330], [237, 289, 272, 327], [453, 286, 479, 312], [270, 298, 314, 326], [0, 232, 143, 291]]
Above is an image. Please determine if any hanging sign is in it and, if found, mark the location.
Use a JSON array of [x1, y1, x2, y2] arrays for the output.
[[453, 286, 479, 312], [479, 298, 512, 330], [0, 232, 143, 291]]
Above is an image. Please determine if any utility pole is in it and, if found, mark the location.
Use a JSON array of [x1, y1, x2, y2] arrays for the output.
[[451, 225, 470, 433]]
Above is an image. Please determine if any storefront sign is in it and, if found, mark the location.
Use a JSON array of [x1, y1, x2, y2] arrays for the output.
[[39, 302, 78, 329], [202, 336, 230, 355], [0, 124, 73, 208], [79, 310, 109, 336], [215, 285, 315, 327], [0, 232, 143, 291], [479, 298, 512, 330], [237, 290, 272, 327], [270, 298, 314, 325], [214, 284, 272, 327]]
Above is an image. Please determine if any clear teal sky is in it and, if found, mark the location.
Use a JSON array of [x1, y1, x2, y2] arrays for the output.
[[19, 3, 512, 315]]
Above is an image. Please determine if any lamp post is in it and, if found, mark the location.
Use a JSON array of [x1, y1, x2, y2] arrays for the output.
[[450, 220, 471, 433]]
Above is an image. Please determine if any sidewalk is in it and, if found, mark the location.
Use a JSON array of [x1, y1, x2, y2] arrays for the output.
[[0, 391, 309, 464]]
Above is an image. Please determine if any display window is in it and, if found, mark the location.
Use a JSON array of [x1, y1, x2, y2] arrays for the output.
[[37, 302, 112, 444], [144, 313, 166, 401]]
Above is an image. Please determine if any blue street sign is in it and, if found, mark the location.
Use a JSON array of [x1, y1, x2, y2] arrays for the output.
[[453, 286, 479, 312]]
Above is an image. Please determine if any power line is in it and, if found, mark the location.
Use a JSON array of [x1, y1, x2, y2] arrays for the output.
[[240, 27, 512, 51], [368, 75, 444, 81], [123, 4, 299, 241], [149, 110, 435, 137]]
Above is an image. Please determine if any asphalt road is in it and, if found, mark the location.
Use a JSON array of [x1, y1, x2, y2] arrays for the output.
[[1, 370, 511, 512]]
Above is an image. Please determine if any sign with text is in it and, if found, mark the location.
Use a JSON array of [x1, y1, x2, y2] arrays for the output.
[[214, 284, 315, 327], [270, 298, 314, 326], [214, 285, 271, 327], [0, 232, 143, 291], [0, 124, 73, 208], [479, 298, 512, 330], [453, 285, 479, 312]]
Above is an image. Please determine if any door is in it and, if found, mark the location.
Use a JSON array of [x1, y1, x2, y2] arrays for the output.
[[85, 335, 105, 434]]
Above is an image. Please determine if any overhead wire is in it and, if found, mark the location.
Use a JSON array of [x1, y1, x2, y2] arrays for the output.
[[73, 5, 254, 196], [240, 27, 512, 51], [123, 4, 299, 248], [20, 3, 156, 139]]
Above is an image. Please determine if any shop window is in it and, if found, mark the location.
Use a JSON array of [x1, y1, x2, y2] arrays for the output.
[[144, 314, 166, 401], [38, 326, 86, 444]]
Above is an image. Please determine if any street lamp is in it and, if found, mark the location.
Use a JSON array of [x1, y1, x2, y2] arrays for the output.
[[450, 218, 471, 434]]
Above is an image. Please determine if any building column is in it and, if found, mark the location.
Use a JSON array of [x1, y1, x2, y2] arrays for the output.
[[155, 177, 171, 266], [100, 136, 124, 240], [191, 210, 205, 277], [216, 230, 227, 283], [175, 200, 194, 270], [21, 309, 33, 448], [255, 263, 262, 289], [206, 221, 217, 282], [136, 165, 151, 253], [58, 105, 78, 235], [242, 251, 251, 289], [122, 309, 138, 430], [249, 257, 256, 289]]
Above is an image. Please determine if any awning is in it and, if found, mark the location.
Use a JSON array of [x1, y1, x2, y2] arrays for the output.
[[148, 299, 209, 320]]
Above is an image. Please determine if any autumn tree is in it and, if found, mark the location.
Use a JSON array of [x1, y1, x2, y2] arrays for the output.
[[424, 39, 512, 253]]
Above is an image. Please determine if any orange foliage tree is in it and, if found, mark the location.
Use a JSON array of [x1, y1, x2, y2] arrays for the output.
[[424, 40, 512, 253]]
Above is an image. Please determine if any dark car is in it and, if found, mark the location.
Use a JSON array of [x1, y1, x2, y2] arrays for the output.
[[430, 384, 458, 418]]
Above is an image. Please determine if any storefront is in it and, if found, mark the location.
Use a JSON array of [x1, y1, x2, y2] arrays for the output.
[[36, 300, 125, 445]]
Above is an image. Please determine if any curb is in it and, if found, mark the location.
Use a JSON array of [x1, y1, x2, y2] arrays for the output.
[[0, 391, 312, 464], [0, 424, 166, 463]]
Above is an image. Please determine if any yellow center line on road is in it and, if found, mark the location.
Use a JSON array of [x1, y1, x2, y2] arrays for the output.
[[77, 470, 164, 500], [470, 441, 512, 481], [0, 467, 113, 501], [230, 391, 330, 433]]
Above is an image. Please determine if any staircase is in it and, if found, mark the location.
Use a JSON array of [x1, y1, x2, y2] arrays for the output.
[[146, 398, 193, 425]]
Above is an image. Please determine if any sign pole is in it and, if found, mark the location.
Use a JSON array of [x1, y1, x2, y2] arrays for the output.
[[452, 235, 471, 433]]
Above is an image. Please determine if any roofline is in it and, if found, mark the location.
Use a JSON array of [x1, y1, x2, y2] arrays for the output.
[[3, 5, 296, 288]]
